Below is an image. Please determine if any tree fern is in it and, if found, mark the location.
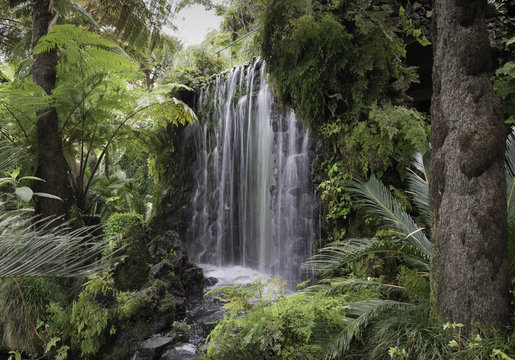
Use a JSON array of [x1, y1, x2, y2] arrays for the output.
[[34, 24, 136, 75]]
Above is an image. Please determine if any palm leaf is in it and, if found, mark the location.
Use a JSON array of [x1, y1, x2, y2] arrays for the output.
[[349, 174, 430, 259], [330, 299, 417, 354], [308, 277, 407, 297], [506, 127, 515, 225], [303, 237, 428, 276], [506, 127, 515, 277], [0, 211, 121, 278], [0, 140, 27, 172], [407, 151, 430, 229]]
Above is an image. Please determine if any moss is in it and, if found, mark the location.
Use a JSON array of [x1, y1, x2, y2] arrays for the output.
[[150, 279, 170, 295], [157, 293, 176, 319], [118, 291, 154, 321], [106, 212, 151, 291]]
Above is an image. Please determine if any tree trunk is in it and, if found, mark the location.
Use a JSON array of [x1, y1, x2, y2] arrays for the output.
[[430, 0, 509, 334], [32, 0, 71, 220]]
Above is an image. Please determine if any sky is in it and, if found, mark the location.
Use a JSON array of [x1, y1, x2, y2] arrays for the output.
[[172, 3, 224, 48]]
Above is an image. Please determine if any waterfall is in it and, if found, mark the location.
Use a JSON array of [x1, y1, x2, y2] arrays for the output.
[[186, 59, 317, 285]]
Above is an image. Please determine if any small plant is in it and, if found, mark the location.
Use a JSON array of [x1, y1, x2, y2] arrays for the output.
[[8, 350, 21, 360], [69, 274, 117, 357], [46, 336, 69, 360], [492, 349, 515, 360], [389, 347, 409, 359], [0, 167, 62, 203]]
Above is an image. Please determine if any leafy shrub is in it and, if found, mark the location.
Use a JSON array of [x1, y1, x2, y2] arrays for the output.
[[68, 274, 117, 357], [203, 278, 378, 359], [105, 212, 144, 239], [494, 60, 515, 123]]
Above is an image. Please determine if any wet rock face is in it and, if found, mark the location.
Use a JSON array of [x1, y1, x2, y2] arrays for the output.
[[148, 230, 205, 299], [161, 344, 197, 360]]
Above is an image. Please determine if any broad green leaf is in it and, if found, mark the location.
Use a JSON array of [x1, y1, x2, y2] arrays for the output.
[[15, 186, 33, 202]]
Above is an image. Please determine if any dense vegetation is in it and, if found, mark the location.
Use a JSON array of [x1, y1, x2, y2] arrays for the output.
[[0, 0, 514, 359]]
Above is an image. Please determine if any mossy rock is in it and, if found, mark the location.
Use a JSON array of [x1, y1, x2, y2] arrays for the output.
[[106, 213, 151, 291]]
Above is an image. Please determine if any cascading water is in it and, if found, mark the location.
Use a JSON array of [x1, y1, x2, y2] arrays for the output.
[[186, 59, 317, 285]]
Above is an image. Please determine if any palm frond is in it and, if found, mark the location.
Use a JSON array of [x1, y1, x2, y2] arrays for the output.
[[506, 127, 515, 277], [506, 127, 515, 225], [330, 299, 417, 354], [0, 210, 121, 278], [303, 237, 428, 276], [349, 174, 430, 259], [307, 277, 407, 297], [0, 140, 27, 171], [407, 151, 430, 228]]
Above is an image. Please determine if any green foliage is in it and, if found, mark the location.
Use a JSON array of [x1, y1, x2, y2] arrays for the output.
[[0, 278, 62, 354], [7, 350, 21, 360], [494, 61, 515, 123], [204, 278, 371, 360], [34, 25, 134, 73], [349, 173, 430, 265], [69, 274, 116, 357], [171, 45, 227, 77], [257, 0, 429, 247], [318, 162, 352, 240], [105, 212, 144, 239], [343, 105, 429, 178], [2, 24, 195, 220], [398, 6, 430, 46], [258, 0, 413, 130], [46, 336, 70, 360], [396, 266, 429, 302], [105, 212, 149, 291]]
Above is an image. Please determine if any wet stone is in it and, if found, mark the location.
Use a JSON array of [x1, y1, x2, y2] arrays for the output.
[[160, 344, 197, 360]]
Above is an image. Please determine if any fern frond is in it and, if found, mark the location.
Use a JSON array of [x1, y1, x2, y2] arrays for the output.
[[54, 0, 99, 28], [141, 95, 198, 128], [349, 174, 430, 259], [0, 141, 27, 172], [34, 24, 117, 54], [34, 25, 137, 77]]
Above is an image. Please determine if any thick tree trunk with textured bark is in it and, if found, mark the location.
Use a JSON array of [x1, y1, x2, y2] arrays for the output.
[[32, 0, 70, 220], [430, 0, 509, 334]]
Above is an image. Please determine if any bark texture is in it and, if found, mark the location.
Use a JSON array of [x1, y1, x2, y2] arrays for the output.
[[430, 0, 509, 333], [32, 0, 71, 219]]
